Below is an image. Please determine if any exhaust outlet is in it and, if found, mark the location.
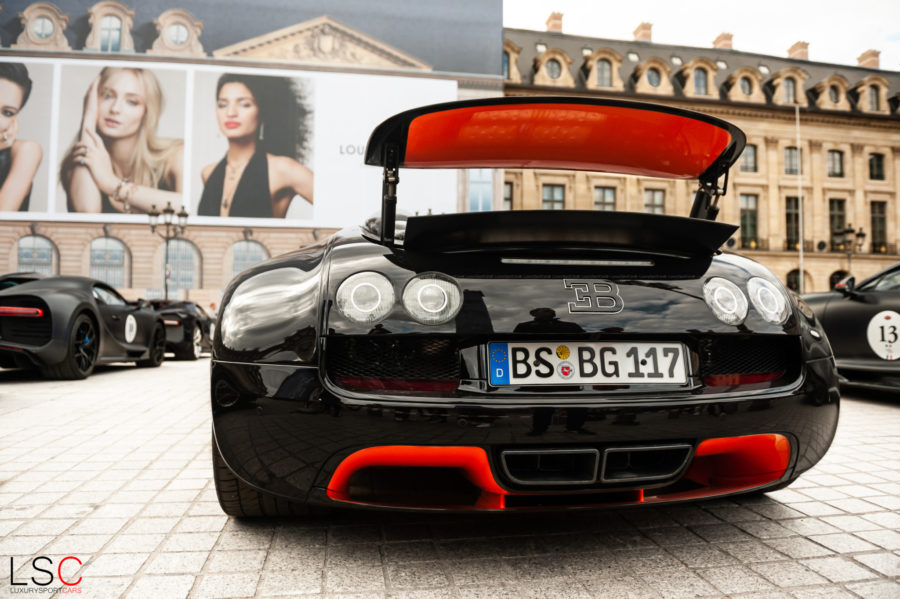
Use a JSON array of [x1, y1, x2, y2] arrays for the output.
[[500, 448, 599, 486]]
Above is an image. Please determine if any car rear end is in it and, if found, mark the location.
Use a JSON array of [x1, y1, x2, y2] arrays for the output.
[[211, 214, 838, 512], [0, 295, 55, 368]]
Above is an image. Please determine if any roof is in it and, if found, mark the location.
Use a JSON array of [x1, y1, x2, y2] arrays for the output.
[[505, 27, 900, 112]]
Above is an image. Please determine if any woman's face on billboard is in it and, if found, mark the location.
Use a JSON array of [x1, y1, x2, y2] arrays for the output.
[[0, 79, 24, 132], [97, 70, 146, 139], [216, 82, 260, 139]]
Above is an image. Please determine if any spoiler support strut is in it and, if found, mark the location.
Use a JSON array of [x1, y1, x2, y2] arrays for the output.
[[380, 144, 400, 245], [690, 170, 729, 221]]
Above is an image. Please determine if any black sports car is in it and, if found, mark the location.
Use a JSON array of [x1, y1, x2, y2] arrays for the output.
[[211, 97, 839, 516], [0, 276, 166, 379], [151, 300, 214, 360], [803, 262, 900, 390]]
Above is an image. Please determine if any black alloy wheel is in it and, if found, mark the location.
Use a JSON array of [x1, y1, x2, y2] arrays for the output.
[[137, 323, 166, 367], [43, 313, 98, 380]]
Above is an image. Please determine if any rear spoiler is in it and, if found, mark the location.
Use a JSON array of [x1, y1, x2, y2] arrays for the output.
[[365, 97, 746, 245]]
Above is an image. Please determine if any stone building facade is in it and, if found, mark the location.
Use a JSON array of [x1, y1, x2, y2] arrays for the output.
[[503, 17, 900, 292]]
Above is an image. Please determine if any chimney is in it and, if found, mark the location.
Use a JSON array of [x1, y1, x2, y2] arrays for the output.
[[857, 49, 880, 68], [713, 33, 733, 50], [546, 12, 563, 33], [788, 41, 809, 60], [633, 22, 652, 42]]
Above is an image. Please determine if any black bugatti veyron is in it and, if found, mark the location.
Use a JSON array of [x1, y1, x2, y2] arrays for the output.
[[0, 275, 166, 379], [210, 97, 839, 516]]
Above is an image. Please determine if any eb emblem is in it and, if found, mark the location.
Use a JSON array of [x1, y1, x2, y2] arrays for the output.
[[563, 280, 624, 314]]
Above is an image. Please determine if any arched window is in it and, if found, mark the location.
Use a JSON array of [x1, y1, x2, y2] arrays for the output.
[[783, 77, 796, 104], [99, 14, 122, 52], [786, 269, 800, 292], [869, 85, 880, 111], [694, 68, 708, 95], [17, 235, 58, 275], [828, 85, 840, 103], [597, 59, 612, 87], [164, 239, 201, 292], [90, 237, 130, 288], [647, 67, 661, 87], [739, 76, 753, 95], [232, 240, 269, 277], [829, 270, 848, 290]]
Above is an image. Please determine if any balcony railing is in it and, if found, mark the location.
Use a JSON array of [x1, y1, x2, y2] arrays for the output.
[[783, 240, 814, 252], [739, 238, 768, 251], [870, 242, 896, 255]]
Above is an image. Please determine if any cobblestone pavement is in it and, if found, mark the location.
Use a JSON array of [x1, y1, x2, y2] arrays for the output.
[[1, 360, 898, 599]]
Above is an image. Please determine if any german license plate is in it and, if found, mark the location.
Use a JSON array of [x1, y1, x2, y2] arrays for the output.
[[488, 341, 688, 386]]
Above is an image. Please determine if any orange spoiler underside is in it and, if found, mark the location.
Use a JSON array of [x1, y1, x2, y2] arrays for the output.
[[366, 98, 746, 182]]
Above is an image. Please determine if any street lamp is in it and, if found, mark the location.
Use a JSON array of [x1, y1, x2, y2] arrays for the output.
[[832, 223, 866, 277], [148, 202, 188, 300]]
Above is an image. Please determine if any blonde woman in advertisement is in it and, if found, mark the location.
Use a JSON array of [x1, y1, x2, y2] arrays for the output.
[[61, 67, 183, 214], [198, 73, 313, 218], [0, 62, 42, 212]]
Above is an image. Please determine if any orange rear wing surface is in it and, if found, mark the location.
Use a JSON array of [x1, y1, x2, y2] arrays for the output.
[[365, 97, 747, 244]]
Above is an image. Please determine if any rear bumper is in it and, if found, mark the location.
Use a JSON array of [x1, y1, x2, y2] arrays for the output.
[[210, 356, 839, 511]]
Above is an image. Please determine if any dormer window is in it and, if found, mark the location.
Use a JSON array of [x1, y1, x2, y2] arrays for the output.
[[784, 77, 797, 104], [870, 85, 880, 111], [829, 85, 840, 103], [148, 9, 205, 57], [647, 67, 661, 87], [597, 59, 611, 87], [85, 2, 135, 53], [740, 77, 753, 95], [694, 67, 708, 95], [99, 15, 122, 51]]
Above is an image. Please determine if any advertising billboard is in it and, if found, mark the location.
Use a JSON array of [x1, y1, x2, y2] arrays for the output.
[[0, 56, 458, 227]]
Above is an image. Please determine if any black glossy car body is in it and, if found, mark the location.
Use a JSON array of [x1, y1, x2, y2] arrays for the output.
[[0, 276, 166, 379], [151, 300, 213, 360], [804, 262, 900, 390], [210, 98, 839, 516]]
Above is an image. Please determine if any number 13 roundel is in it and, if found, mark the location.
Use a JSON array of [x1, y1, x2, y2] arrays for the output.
[[866, 310, 900, 360]]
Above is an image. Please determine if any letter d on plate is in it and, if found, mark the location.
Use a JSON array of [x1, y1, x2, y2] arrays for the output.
[[489, 343, 510, 385]]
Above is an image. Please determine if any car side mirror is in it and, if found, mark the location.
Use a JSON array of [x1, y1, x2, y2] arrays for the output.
[[136, 298, 151, 309], [834, 276, 855, 295]]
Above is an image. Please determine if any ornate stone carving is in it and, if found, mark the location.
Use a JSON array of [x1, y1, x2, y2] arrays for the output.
[[532, 48, 574, 88], [213, 16, 431, 70], [583, 48, 624, 92], [13, 2, 71, 50], [632, 57, 674, 95], [724, 67, 766, 104], [679, 57, 718, 99], [147, 9, 204, 57], [503, 39, 522, 84]]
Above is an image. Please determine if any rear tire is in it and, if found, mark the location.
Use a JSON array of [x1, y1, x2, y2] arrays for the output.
[[175, 325, 202, 360], [42, 313, 98, 380], [212, 435, 309, 517], [137, 323, 166, 367]]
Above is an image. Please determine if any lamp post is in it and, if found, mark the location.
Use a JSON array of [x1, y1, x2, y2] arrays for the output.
[[832, 223, 866, 278], [148, 202, 189, 300]]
